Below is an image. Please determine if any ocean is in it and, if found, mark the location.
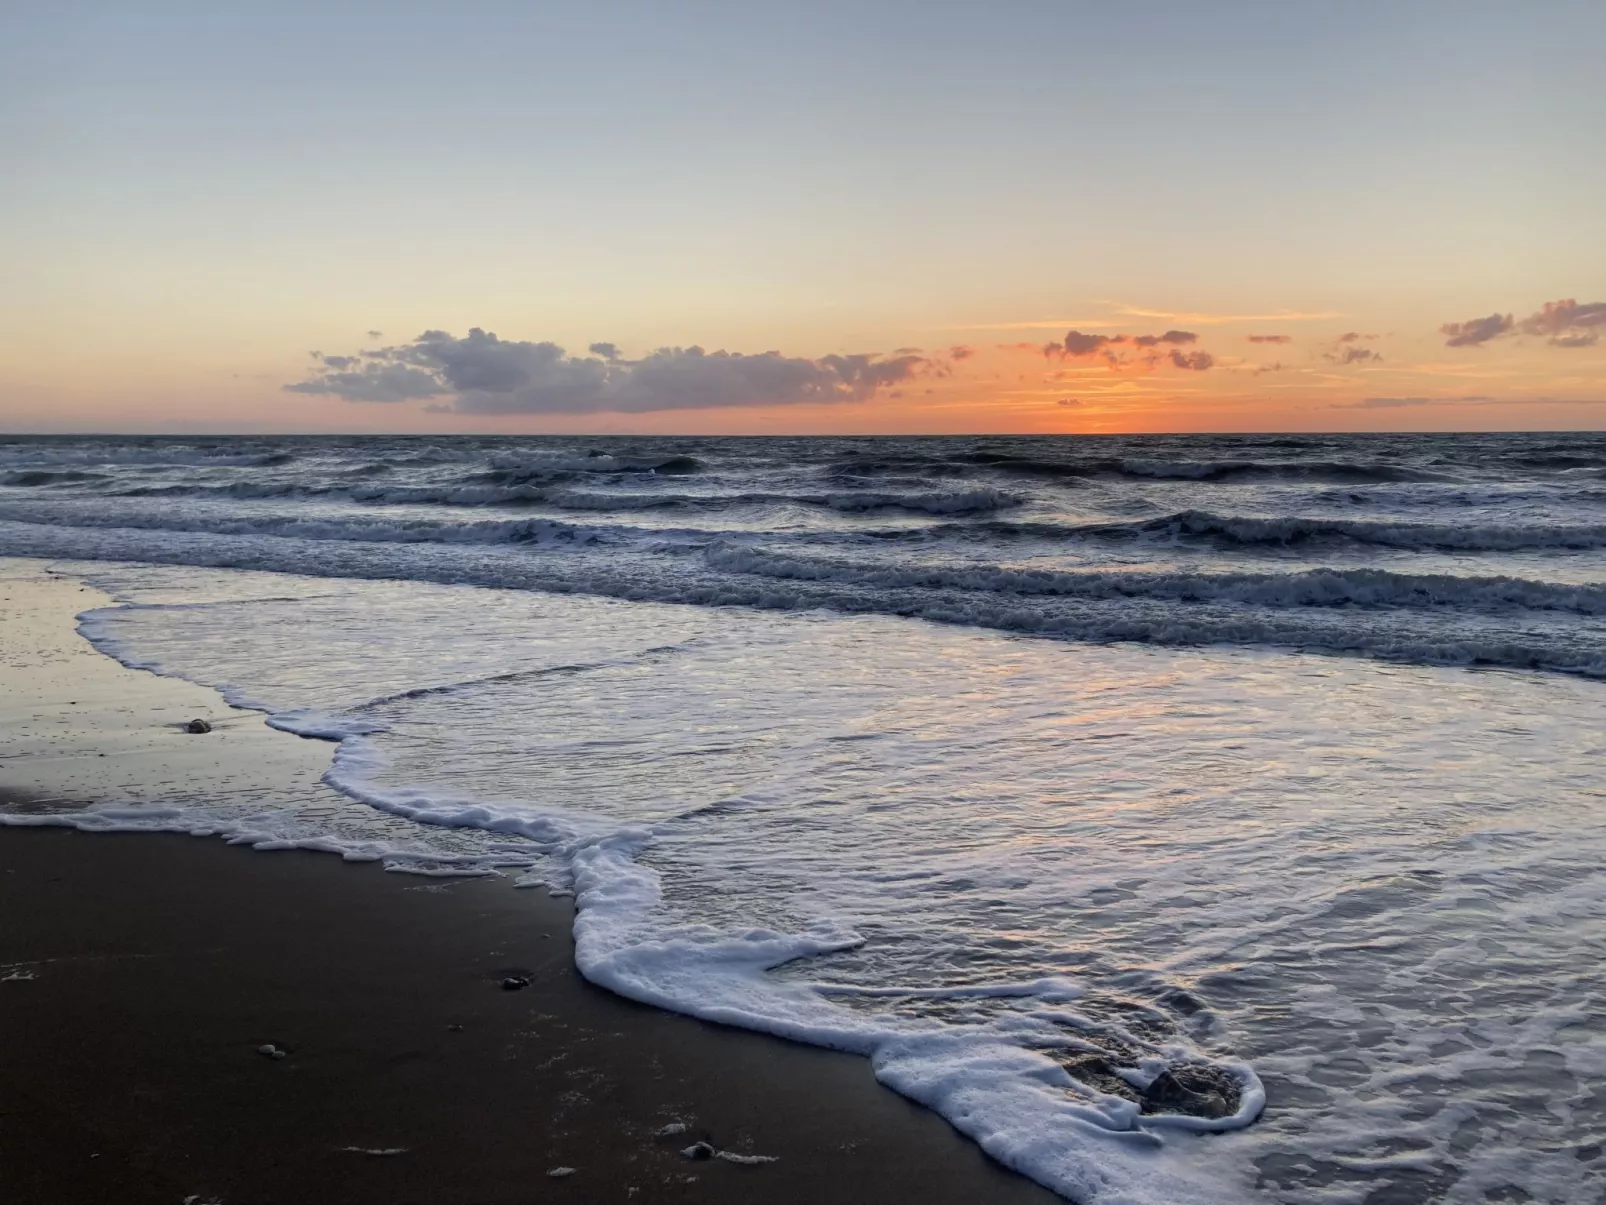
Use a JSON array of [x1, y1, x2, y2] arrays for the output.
[[3, 431, 1604, 1203]]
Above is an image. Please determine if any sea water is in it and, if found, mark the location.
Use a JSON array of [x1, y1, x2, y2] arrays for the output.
[[3, 432, 1604, 1203]]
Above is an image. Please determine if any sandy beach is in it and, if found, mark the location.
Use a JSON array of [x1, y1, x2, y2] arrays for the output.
[[0, 561, 1057, 1204]]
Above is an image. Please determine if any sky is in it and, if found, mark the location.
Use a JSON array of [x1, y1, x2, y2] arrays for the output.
[[2, 0, 1603, 435]]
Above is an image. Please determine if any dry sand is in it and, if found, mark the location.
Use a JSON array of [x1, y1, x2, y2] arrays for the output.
[[0, 559, 1059, 1204]]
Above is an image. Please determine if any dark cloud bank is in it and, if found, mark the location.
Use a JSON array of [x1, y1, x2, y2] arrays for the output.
[[288, 329, 932, 414]]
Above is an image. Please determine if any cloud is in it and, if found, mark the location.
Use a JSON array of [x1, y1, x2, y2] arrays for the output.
[[1330, 394, 1509, 409], [1346, 397, 1435, 408], [1519, 298, 1606, 347], [1440, 313, 1515, 347], [287, 329, 929, 414], [1168, 349, 1214, 371], [962, 318, 1123, 330], [1113, 305, 1341, 325], [964, 307, 1341, 332], [1337, 396, 1466, 409], [365, 329, 384, 340], [1046, 328, 1207, 368], [1253, 361, 1291, 375], [1440, 300, 1606, 349], [1337, 394, 1606, 410], [1056, 330, 1123, 359], [1246, 334, 1292, 344], [1056, 398, 1083, 407], [1131, 329, 1197, 347], [1326, 345, 1380, 365], [948, 344, 975, 360], [1316, 332, 1382, 365], [289, 359, 447, 403]]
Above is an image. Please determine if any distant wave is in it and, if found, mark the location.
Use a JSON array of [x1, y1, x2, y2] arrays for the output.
[[4, 518, 1604, 681], [12, 498, 1606, 557], [706, 546, 1606, 616], [108, 482, 559, 505], [822, 457, 975, 479], [77, 481, 1022, 516], [816, 488, 1020, 515], [1507, 454, 1606, 470], [545, 486, 1020, 515], [1310, 485, 1606, 508], [1110, 458, 1456, 484], [0, 506, 610, 547], [957, 510, 1606, 552], [818, 452, 1457, 485], [0, 446, 294, 469], [954, 453, 1456, 485], [0, 469, 106, 487], [487, 451, 702, 478], [1144, 510, 1606, 551]]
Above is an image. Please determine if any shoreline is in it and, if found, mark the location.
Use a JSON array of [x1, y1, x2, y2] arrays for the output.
[[0, 559, 1057, 1204]]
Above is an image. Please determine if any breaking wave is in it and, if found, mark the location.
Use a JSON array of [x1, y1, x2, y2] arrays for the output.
[[0, 446, 294, 469], [958, 510, 1606, 552], [86, 481, 1022, 516], [5, 517, 1606, 681], [0, 506, 611, 547], [486, 451, 703, 477], [704, 547, 1606, 616], [953, 454, 1456, 484], [0, 469, 106, 487]]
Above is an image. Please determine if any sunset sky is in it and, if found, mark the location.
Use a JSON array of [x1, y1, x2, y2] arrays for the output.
[[3, 0, 1603, 434]]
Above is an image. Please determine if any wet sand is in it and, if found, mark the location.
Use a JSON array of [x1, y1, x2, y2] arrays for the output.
[[0, 561, 1059, 1204]]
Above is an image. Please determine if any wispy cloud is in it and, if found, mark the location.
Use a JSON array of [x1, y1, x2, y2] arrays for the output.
[[1112, 305, 1342, 325], [958, 318, 1125, 330], [1327, 345, 1381, 365], [1331, 395, 1493, 410], [1246, 334, 1293, 344], [1319, 332, 1383, 365], [1408, 361, 1525, 380], [1331, 394, 1605, 410]]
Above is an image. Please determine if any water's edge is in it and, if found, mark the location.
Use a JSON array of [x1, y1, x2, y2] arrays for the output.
[[0, 559, 1263, 1205]]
